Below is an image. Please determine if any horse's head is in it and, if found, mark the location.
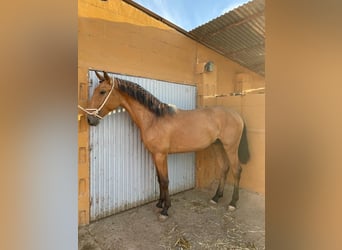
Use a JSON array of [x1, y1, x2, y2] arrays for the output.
[[86, 71, 121, 126]]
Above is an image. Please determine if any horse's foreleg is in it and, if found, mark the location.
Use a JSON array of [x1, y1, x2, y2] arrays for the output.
[[159, 178, 170, 218], [155, 170, 164, 209], [153, 153, 170, 220], [227, 151, 242, 211]]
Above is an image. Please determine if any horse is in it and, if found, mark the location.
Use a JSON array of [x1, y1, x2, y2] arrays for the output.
[[79, 71, 250, 221]]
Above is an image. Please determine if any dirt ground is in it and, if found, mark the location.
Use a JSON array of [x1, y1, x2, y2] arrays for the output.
[[79, 186, 265, 250]]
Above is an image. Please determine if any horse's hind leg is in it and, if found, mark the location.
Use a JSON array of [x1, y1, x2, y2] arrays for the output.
[[211, 141, 230, 204], [226, 149, 242, 211]]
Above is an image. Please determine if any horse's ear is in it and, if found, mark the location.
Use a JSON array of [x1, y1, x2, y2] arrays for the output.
[[103, 71, 110, 81], [95, 71, 105, 81]]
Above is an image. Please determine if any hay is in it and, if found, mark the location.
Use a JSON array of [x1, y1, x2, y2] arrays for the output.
[[174, 236, 191, 249]]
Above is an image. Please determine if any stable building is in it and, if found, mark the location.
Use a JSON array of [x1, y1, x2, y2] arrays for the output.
[[78, 0, 265, 225]]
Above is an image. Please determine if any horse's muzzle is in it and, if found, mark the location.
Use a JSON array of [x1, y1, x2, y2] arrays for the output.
[[87, 115, 100, 126]]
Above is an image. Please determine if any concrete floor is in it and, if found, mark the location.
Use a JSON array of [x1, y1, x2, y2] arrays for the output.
[[79, 186, 265, 250]]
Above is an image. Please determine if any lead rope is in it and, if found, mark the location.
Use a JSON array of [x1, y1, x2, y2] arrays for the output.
[[78, 78, 115, 119]]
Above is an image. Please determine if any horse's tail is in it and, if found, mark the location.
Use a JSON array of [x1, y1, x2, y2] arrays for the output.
[[238, 123, 250, 164]]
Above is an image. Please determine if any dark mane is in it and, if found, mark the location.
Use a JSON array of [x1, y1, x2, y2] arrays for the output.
[[115, 78, 176, 117]]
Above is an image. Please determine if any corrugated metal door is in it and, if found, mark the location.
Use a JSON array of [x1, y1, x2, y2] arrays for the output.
[[89, 71, 197, 221]]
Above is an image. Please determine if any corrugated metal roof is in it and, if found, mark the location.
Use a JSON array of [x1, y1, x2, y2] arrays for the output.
[[190, 0, 265, 76], [125, 0, 265, 76]]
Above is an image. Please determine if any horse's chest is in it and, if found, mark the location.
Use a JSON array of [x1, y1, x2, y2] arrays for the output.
[[141, 129, 169, 153]]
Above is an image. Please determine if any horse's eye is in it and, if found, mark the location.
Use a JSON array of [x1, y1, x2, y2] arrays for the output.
[[99, 90, 106, 95]]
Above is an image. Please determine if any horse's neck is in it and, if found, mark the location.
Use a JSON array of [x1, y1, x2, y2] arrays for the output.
[[119, 93, 155, 131]]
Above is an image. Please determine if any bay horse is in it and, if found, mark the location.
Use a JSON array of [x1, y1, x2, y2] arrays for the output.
[[79, 71, 250, 221]]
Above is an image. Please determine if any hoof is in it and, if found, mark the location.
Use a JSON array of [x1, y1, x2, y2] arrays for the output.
[[210, 199, 218, 204], [228, 205, 236, 211], [158, 214, 169, 222]]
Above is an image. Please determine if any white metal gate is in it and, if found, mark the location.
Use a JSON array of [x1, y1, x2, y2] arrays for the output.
[[89, 71, 197, 221]]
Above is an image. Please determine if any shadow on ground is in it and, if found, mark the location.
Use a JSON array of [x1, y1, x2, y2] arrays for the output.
[[79, 186, 264, 250]]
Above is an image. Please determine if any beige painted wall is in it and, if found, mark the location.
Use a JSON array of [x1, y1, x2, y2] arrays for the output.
[[78, 0, 265, 225]]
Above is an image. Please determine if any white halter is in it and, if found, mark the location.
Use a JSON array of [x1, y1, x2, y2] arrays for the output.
[[78, 78, 115, 119]]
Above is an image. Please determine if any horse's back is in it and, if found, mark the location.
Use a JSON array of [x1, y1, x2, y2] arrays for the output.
[[172, 106, 243, 130], [205, 106, 243, 127], [174, 106, 243, 141]]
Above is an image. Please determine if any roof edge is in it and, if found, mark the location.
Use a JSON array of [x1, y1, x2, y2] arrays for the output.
[[122, 0, 196, 40]]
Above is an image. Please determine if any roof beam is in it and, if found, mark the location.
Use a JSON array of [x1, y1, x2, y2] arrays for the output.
[[199, 10, 264, 41], [224, 42, 265, 57]]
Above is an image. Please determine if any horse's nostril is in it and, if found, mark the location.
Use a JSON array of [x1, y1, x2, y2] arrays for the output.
[[87, 115, 100, 126]]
